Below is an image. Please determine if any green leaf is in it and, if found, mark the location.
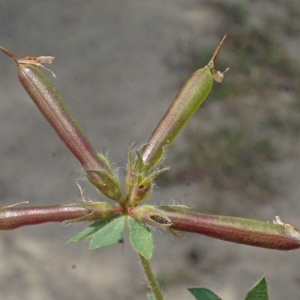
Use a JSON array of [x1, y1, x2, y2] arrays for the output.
[[188, 288, 222, 300], [90, 215, 126, 250], [69, 216, 118, 242], [245, 276, 269, 300], [127, 216, 153, 259]]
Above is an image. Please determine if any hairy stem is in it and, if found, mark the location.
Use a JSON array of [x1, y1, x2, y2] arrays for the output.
[[138, 253, 164, 300]]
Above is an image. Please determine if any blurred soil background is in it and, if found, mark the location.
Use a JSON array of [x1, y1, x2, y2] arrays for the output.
[[0, 1, 300, 299]]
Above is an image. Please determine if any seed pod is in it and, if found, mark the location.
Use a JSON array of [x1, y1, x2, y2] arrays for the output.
[[160, 207, 300, 251], [141, 36, 228, 172], [0, 47, 122, 201], [0, 204, 88, 230], [0, 201, 122, 230]]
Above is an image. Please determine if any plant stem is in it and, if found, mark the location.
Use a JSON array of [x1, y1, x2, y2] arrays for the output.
[[138, 253, 164, 300]]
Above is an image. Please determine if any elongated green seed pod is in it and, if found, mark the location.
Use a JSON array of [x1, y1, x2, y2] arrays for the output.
[[142, 66, 213, 170], [125, 37, 227, 206], [141, 36, 227, 172]]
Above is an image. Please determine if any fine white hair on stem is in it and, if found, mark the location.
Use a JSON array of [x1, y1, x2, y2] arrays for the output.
[[129, 142, 169, 163], [161, 198, 188, 207]]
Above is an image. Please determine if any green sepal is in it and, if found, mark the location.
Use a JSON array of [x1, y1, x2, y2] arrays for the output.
[[128, 167, 169, 206], [140, 167, 169, 187], [97, 152, 115, 175], [90, 215, 126, 250], [126, 146, 169, 206], [127, 216, 153, 259], [144, 144, 168, 174], [130, 205, 172, 228], [128, 181, 153, 206], [86, 169, 122, 201], [125, 148, 134, 194], [167, 228, 183, 238], [65, 201, 114, 223], [135, 150, 146, 174]]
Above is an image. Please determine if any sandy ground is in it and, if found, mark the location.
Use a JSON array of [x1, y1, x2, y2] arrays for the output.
[[1, 1, 300, 299]]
